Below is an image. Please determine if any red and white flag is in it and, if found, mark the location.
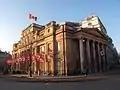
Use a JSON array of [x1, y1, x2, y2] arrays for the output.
[[7, 60, 12, 65], [29, 13, 37, 21]]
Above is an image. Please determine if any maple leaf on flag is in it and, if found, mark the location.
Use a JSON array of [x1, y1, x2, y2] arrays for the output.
[[29, 13, 37, 21]]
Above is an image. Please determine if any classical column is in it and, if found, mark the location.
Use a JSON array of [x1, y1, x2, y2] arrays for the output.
[[46, 43, 51, 75], [44, 44, 46, 74], [24, 50, 27, 71], [97, 43, 102, 72], [34, 46, 37, 72], [104, 45, 108, 71], [86, 39, 91, 73], [92, 41, 97, 72], [32, 47, 36, 74], [101, 44, 106, 72], [79, 38, 84, 73], [34, 46, 37, 55], [43, 43, 48, 75]]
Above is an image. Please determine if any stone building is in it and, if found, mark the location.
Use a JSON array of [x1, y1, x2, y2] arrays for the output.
[[12, 15, 118, 75], [0, 50, 12, 71]]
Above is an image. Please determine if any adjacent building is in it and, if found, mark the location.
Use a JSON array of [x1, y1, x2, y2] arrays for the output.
[[12, 15, 118, 76], [0, 50, 12, 71]]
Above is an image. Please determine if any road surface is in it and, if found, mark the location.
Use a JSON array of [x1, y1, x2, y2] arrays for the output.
[[0, 74, 120, 90]]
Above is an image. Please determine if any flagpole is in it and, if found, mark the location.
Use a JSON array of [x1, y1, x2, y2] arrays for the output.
[[28, 13, 37, 77]]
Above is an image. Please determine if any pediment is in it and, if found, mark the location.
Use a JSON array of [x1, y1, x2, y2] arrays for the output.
[[82, 28, 107, 40]]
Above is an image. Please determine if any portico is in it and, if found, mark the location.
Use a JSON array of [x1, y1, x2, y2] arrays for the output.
[[72, 28, 108, 74]]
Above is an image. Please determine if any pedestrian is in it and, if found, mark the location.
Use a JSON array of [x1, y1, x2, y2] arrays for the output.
[[38, 69, 41, 76], [84, 69, 88, 77], [3, 68, 6, 75]]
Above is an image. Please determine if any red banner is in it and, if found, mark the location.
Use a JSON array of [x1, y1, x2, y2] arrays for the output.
[[7, 60, 12, 64], [34, 52, 45, 63]]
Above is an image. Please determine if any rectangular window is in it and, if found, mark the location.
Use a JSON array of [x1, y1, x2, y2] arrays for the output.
[[42, 46, 45, 52], [48, 29, 50, 33], [36, 46, 40, 53], [40, 46, 45, 52], [47, 43, 50, 51], [58, 42, 61, 51], [14, 54, 16, 58]]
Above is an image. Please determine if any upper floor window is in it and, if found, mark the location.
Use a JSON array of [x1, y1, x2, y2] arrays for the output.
[[32, 48, 35, 54], [41, 33, 44, 36], [48, 29, 50, 33], [37, 46, 40, 53], [47, 43, 51, 51], [32, 31, 35, 34], [14, 44, 17, 48], [37, 31, 39, 35]]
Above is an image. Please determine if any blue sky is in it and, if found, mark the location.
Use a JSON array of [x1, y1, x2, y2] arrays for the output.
[[0, 0, 120, 53]]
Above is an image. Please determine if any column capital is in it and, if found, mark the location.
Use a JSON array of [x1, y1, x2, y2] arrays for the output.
[[80, 36, 87, 40], [79, 37, 86, 43], [86, 38, 91, 42], [79, 37, 83, 40]]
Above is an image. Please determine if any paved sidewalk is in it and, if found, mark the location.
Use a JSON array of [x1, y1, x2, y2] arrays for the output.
[[8, 69, 120, 82], [10, 74, 105, 82]]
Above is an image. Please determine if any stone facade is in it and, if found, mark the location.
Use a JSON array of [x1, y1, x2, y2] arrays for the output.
[[0, 50, 11, 70], [12, 15, 118, 76]]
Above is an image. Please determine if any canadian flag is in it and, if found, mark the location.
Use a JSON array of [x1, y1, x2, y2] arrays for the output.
[[29, 13, 37, 21]]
